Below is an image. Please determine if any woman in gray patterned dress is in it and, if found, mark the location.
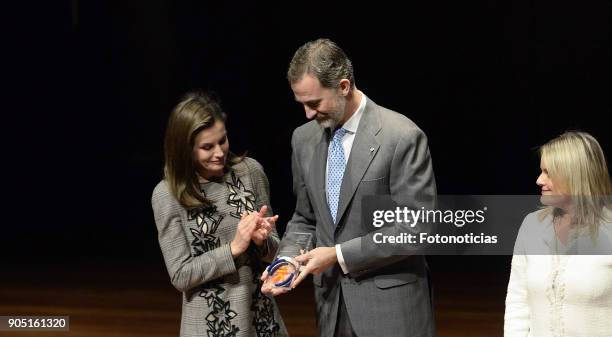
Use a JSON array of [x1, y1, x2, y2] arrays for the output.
[[152, 91, 288, 337]]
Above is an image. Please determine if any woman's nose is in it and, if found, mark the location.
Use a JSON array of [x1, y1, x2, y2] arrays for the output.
[[214, 145, 224, 157], [536, 173, 544, 186]]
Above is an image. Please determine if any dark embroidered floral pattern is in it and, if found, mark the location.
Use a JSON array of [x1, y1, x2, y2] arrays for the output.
[[188, 196, 239, 336], [226, 171, 256, 219], [250, 258, 280, 337], [183, 171, 280, 337], [188, 204, 223, 257], [200, 283, 240, 337], [251, 278, 280, 336]]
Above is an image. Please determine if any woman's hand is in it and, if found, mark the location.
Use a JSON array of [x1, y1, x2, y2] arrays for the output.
[[230, 212, 259, 257], [253, 215, 278, 246], [244, 206, 278, 247]]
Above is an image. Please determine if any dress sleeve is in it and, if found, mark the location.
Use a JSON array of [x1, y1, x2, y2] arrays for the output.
[[151, 182, 237, 292], [246, 158, 281, 262]]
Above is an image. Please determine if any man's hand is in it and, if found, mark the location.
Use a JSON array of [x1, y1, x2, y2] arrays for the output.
[[260, 247, 337, 295], [290, 247, 338, 288]]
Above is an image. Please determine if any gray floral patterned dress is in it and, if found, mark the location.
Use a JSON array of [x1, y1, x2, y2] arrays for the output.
[[152, 157, 288, 337]]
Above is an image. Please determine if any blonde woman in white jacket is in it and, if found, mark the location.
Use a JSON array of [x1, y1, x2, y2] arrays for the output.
[[505, 131, 612, 337]]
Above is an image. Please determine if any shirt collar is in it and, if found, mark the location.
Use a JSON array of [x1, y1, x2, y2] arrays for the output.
[[341, 91, 366, 134]]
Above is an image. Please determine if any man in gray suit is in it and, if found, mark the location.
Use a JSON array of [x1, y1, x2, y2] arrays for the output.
[[263, 38, 436, 337]]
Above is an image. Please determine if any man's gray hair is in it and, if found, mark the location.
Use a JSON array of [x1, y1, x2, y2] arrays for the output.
[[287, 38, 355, 90]]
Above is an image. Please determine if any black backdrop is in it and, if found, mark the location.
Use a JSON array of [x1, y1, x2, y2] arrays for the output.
[[4, 1, 611, 275]]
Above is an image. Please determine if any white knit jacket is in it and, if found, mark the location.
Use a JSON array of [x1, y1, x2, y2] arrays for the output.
[[504, 211, 612, 337]]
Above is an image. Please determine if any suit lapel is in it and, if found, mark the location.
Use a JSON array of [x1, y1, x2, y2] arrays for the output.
[[335, 101, 381, 227], [309, 128, 335, 228]]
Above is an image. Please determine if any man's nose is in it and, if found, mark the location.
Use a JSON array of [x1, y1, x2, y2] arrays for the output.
[[304, 106, 317, 119]]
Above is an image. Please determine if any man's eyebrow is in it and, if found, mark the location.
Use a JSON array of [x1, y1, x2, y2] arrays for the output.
[[297, 98, 321, 105]]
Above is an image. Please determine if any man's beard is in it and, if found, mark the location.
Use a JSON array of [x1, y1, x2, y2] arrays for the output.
[[316, 97, 345, 129], [316, 113, 340, 129]]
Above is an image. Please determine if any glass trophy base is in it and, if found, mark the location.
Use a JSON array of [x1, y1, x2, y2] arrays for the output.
[[264, 232, 313, 289], [266, 256, 298, 288]]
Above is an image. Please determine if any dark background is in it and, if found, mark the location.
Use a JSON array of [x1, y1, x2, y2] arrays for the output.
[[4, 1, 611, 278]]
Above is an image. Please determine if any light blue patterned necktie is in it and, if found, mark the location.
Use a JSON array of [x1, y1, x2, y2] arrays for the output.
[[327, 127, 348, 224]]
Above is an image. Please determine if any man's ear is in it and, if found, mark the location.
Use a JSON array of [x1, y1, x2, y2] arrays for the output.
[[339, 79, 351, 96]]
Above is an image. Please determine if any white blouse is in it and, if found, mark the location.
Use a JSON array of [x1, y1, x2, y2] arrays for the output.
[[505, 211, 612, 337]]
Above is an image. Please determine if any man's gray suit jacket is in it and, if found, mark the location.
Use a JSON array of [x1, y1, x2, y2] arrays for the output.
[[287, 98, 437, 337]]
